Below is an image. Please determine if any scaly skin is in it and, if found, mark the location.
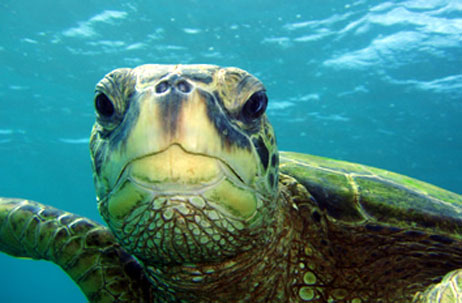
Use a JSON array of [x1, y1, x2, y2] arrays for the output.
[[280, 152, 462, 302], [0, 198, 153, 303]]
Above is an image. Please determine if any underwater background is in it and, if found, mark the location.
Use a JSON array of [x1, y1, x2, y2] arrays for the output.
[[0, 0, 461, 302]]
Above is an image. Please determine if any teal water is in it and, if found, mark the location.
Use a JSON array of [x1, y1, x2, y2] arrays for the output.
[[1, 0, 461, 302]]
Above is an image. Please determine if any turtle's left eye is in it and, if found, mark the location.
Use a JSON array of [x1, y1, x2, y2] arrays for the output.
[[241, 91, 268, 122]]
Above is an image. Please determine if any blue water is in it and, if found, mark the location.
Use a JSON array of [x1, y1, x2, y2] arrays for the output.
[[0, 0, 461, 302]]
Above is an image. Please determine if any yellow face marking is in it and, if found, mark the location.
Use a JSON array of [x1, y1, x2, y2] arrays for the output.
[[129, 144, 223, 186], [107, 181, 149, 219], [203, 179, 257, 219]]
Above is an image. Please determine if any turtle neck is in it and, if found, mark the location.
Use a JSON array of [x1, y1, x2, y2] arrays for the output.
[[141, 177, 304, 302]]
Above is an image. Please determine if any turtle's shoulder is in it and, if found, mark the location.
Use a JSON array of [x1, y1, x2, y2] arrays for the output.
[[279, 151, 462, 236]]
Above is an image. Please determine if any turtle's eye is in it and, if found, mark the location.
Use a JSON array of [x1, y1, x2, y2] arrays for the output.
[[95, 93, 115, 118], [242, 91, 268, 122]]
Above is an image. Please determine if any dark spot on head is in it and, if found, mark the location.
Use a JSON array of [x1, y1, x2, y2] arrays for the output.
[[252, 136, 269, 170], [157, 90, 187, 136], [202, 89, 250, 149]]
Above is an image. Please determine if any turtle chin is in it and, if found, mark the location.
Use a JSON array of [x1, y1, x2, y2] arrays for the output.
[[98, 149, 268, 265]]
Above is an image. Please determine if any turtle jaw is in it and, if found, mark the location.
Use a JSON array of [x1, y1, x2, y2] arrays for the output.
[[118, 143, 246, 194], [97, 143, 268, 264], [105, 143, 259, 221]]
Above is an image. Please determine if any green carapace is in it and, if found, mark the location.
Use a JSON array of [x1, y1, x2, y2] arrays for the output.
[[1, 64, 462, 302]]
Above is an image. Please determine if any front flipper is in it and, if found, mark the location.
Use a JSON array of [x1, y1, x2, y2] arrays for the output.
[[0, 198, 154, 303]]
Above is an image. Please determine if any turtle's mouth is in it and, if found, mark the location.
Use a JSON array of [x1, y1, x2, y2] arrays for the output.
[[114, 143, 246, 194], [102, 143, 260, 224]]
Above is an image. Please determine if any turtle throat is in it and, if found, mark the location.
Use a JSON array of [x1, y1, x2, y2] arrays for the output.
[[140, 190, 295, 302]]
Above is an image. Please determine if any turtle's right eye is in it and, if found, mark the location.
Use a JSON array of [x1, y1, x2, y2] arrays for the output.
[[241, 91, 268, 122], [95, 93, 115, 118]]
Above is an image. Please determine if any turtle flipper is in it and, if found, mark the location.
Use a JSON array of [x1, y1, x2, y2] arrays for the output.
[[413, 269, 462, 303], [0, 198, 154, 303]]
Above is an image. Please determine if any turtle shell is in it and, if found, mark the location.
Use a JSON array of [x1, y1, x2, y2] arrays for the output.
[[279, 151, 462, 238]]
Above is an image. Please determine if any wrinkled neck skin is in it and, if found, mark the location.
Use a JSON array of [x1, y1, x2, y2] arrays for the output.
[[143, 187, 300, 303]]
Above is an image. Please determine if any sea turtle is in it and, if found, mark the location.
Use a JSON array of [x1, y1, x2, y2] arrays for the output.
[[1, 64, 462, 303]]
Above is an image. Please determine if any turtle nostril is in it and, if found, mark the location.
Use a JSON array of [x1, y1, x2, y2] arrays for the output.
[[155, 81, 170, 94], [176, 80, 192, 93]]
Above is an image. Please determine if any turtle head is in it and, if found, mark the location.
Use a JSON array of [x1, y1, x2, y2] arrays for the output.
[[90, 64, 279, 265]]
